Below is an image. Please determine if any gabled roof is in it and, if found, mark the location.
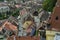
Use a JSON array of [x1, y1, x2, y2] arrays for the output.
[[8, 16, 18, 26], [3, 21, 18, 31], [49, 0, 60, 31], [0, 21, 18, 32]]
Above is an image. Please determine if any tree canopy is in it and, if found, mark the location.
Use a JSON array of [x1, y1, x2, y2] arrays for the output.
[[0, 0, 4, 2], [42, 0, 57, 12], [0, 8, 19, 20]]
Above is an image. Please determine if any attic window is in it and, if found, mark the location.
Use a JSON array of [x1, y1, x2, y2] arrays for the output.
[[55, 16, 58, 20]]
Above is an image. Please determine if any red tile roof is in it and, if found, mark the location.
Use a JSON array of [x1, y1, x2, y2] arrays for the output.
[[7, 36, 40, 40], [49, 0, 60, 31], [3, 21, 18, 31], [0, 27, 2, 31]]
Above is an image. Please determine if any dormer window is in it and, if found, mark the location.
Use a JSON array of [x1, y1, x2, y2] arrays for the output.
[[55, 16, 58, 20]]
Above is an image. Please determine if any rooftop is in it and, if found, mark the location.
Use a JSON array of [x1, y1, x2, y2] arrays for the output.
[[49, 0, 60, 31]]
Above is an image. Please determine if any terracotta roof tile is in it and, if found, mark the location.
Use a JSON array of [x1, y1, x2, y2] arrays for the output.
[[0, 27, 2, 31], [49, 0, 60, 31], [3, 21, 17, 31]]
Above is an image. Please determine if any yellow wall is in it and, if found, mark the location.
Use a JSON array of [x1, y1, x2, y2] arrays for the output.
[[46, 30, 60, 40]]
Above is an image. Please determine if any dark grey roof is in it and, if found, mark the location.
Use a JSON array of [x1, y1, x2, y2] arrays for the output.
[[0, 19, 7, 27], [8, 16, 18, 25]]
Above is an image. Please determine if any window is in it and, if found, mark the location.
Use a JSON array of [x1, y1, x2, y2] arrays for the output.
[[55, 16, 58, 20]]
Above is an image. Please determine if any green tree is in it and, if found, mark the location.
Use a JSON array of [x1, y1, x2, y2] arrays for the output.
[[0, 0, 4, 2], [12, 8, 19, 17], [6, 0, 12, 1], [42, 0, 57, 12]]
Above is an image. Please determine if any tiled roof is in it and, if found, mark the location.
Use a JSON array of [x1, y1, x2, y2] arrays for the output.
[[49, 0, 60, 31], [0, 27, 2, 31], [0, 21, 18, 32], [8, 16, 18, 25], [3, 21, 18, 31], [7, 36, 40, 40]]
